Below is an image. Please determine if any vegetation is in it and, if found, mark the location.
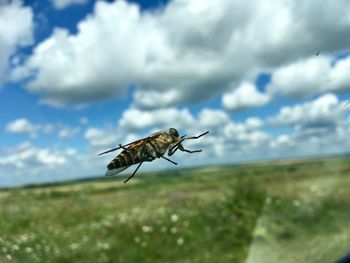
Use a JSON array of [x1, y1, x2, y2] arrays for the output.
[[1, 156, 350, 262]]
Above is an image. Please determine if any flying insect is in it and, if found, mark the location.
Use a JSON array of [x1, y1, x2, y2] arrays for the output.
[[98, 128, 209, 183]]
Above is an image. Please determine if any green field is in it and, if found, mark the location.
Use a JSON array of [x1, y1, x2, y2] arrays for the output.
[[1, 156, 350, 263]]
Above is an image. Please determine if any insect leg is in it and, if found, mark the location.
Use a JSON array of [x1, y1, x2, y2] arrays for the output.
[[177, 143, 202, 153], [161, 156, 178, 165], [168, 143, 181, 156], [124, 162, 143, 184], [181, 148, 202, 153], [168, 131, 209, 156]]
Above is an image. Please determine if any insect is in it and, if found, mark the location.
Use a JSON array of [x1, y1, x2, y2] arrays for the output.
[[98, 128, 209, 183]]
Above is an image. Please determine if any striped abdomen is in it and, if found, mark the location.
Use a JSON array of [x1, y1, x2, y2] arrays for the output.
[[107, 147, 140, 170], [107, 138, 167, 170]]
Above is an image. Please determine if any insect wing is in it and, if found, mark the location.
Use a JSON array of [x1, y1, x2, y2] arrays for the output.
[[105, 166, 129, 177], [120, 132, 164, 152], [99, 132, 163, 156]]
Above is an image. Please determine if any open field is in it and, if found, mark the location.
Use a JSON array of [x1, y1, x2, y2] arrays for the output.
[[1, 156, 350, 263]]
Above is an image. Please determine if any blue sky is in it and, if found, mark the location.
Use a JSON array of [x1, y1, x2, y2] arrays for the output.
[[1, 0, 350, 187]]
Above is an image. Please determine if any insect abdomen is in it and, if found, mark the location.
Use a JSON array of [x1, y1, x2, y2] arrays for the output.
[[107, 148, 140, 170]]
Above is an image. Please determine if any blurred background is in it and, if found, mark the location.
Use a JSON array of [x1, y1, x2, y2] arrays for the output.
[[0, 0, 350, 262]]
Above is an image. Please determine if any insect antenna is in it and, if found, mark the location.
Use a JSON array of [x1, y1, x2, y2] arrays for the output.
[[182, 131, 209, 140], [98, 143, 132, 156]]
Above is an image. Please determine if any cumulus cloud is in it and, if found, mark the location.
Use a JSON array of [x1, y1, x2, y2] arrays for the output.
[[222, 82, 270, 111], [6, 101, 350, 186], [5, 118, 80, 139], [198, 108, 230, 129], [223, 120, 270, 145], [0, 0, 34, 84], [58, 126, 80, 139], [118, 107, 195, 133], [83, 106, 268, 167], [268, 93, 345, 128], [0, 142, 68, 168], [0, 142, 85, 187], [5, 118, 39, 137], [12, 0, 350, 107], [50, 0, 87, 10], [267, 55, 350, 98], [268, 120, 350, 159], [84, 127, 121, 149], [133, 90, 181, 110]]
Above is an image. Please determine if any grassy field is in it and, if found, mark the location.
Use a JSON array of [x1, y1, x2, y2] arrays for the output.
[[1, 156, 350, 263]]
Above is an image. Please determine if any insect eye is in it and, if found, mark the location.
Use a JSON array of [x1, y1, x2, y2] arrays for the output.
[[170, 128, 179, 137]]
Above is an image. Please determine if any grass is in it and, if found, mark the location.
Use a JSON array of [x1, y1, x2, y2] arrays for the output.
[[1, 156, 350, 262]]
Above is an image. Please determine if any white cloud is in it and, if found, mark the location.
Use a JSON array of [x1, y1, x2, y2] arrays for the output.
[[268, 93, 344, 128], [268, 119, 350, 159], [118, 107, 195, 133], [58, 126, 80, 139], [6, 101, 350, 187], [84, 127, 120, 148], [65, 148, 77, 156], [245, 117, 263, 130], [5, 118, 38, 137], [222, 82, 270, 111], [12, 0, 350, 107], [0, 0, 33, 84], [0, 142, 85, 187], [50, 0, 87, 10], [269, 134, 293, 150], [329, 56, 350, 93], [133, 89, 181, 110], [5, 118, 81, 139], [198, 108, 230, 129], [0, 142, 68, 168], [223, 120, 269, 145], [267, 56, 332, 98], [267, 55, 350, 98], [92, 106, 267, 165]]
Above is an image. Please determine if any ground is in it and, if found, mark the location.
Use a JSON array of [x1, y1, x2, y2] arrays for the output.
[[1, 156, 350, 262]]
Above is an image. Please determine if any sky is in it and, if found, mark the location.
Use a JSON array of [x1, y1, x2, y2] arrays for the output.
[[1, 0, 350, 187]]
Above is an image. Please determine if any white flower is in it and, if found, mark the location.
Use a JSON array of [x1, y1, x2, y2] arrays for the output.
[[19, 234, 29, 242], [54, 247, 60, 255], [118, 213, 128, 224], [12, 244, 19, 251], [97, 241, 110, 250], [25, 247, 33, 253], [44, 246, 50, 253], [170, 214, 179, 222], [69, 243, 79, 250], [170, 227, 177, 234], [142, 225, 153, 233], [266, 197, 272, 204], [293, 200, 301, 207], [177, 237, 184, 246]]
